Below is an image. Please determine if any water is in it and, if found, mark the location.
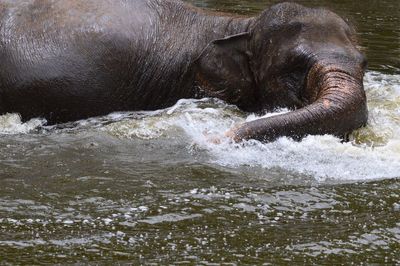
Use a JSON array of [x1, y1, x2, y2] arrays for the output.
[[1, 0, 399, 264]]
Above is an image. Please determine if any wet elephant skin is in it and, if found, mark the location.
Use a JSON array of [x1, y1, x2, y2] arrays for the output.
[[0, 0, 367, 141]]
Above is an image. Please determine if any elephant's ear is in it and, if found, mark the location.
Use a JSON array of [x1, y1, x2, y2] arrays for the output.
[[194, 32, 256, 108]]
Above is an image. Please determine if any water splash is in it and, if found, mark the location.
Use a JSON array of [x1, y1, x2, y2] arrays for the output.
[[102, 71, 400, 181], [0, 113, 46, 134], [0, 72, 399, 181]]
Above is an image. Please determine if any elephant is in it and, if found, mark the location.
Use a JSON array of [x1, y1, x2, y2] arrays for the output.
[[0, 0, 367, 142]]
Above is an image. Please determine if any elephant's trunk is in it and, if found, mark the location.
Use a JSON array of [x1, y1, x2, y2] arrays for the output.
[[231, 62, 368, 142]]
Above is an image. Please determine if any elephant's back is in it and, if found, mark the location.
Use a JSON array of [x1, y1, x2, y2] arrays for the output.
[[0, 0, 154, 37], [0, 0, 160, 123], [0, 0, 155, 68], [0, 0, 200, 123]]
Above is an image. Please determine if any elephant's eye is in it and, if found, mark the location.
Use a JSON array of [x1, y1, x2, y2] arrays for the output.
[[279, 67, 305, 88], [283, 53, 309, 79], [277, 53, 311, 107]]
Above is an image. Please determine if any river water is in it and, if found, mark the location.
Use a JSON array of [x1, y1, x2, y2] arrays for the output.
[[1, 0, 399, 264]]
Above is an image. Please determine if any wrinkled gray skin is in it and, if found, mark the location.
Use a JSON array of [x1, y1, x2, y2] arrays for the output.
[[0, 0, 367, 142]]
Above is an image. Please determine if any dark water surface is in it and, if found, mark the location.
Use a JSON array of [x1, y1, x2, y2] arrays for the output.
[[1, 0, 399, 264]]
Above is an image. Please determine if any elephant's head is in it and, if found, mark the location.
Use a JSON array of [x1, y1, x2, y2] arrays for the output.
[[196, 3, 368, 142]]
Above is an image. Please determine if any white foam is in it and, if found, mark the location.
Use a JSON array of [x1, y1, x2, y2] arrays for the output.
[[1, 71, 399, 181], [104, 71, 400, 181], [0, 113, 46, 134], [199, 72, 400, 181]]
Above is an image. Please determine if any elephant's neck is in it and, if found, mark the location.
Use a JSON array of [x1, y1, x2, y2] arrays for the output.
[[186, 12, 256, 102], [157, 2, 254, 54], [135, 2, 255, 108], [192, 13, 254, 55]]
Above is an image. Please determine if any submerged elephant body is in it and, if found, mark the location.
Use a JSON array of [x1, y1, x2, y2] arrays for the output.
[[0, 0, 367, 141]]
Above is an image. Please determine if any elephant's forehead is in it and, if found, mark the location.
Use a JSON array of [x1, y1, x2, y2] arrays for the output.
[[293, 9, 351, 33], [264, 3, 349, 27]]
